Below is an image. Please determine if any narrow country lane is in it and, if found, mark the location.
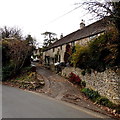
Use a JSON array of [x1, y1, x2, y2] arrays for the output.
[[36, 66, 115, 119], [2, 85, 109, 118]]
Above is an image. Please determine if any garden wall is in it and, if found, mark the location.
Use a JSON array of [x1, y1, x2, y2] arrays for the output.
[[62, 67, 120, 105]]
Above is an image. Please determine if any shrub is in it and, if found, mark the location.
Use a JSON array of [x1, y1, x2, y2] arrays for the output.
[[86, 69, 91, 74], [75, 75, 81, 83], [81, 70, 86, 76], [68, 72, 81, 84], [70, 28, 120, 72], [71, 44, 89, 67], [115, 106, 120, 114], [81, 81, 86, 87], [2, 63, 15, 81], [96, 97, 115, 108], [81, 88, 100, 102], [81, 88, 120, 113], [2, 39, 33, 81]]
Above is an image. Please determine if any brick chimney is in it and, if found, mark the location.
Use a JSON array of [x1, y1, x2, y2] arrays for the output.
[[60, 33, 63, 39], [80, 19, 85, 29]]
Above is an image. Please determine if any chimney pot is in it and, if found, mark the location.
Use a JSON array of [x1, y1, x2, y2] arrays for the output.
[[60, 33, 63, 39], [80, 19, 85, 29]]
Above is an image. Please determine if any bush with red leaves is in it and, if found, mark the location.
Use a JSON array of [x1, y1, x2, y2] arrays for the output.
[[68, 72, 81, 84]]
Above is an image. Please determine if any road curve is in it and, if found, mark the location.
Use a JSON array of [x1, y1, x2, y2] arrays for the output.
[[2, 85, 109, 118]]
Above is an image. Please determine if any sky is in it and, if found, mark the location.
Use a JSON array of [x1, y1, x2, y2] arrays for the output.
[[0, 0, 101, 47]]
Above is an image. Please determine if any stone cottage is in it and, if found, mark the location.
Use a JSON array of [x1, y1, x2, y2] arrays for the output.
[[43, 18, 120, 105], [43, 18, 108, 65]]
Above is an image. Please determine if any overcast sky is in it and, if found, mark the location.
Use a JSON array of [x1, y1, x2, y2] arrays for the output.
[[0, 0, 100, 47]]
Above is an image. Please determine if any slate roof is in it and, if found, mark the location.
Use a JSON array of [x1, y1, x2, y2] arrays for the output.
[[46, 18, 108, 51]]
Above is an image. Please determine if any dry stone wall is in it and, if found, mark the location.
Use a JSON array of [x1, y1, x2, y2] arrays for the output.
[[62, 67, 120, 105]]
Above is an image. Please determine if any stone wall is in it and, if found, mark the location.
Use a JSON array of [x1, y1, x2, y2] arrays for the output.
[[62, 67, 120, 105]]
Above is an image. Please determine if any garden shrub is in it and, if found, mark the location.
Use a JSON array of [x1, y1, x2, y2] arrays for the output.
[[68, 72, 81, 84], [21, 66, 33, 73], [71, 44, 89, 67], [81, 88, 100, 102], [81, 88, 120, 113], [96, 97, 115, 108], [70, 28, 120, 72], [115, 106, 120, 114], [68, 72, 86, 88], [2, 39, 33, 81], [86, 69, 92, 74], [81, 70, 86, 76], [81, 81, 86, 87], [2, 62, 15, 80]]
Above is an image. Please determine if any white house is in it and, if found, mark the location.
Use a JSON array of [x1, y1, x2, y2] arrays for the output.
[[43, 18, 108, 65]]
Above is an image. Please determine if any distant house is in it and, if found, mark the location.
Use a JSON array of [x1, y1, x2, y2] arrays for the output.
[[43, 18, 108, 65], [33, 48, 41, 56], [31, 48, 43, 63]]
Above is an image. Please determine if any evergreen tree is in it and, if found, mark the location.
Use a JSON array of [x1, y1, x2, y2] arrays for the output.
[[41, 31, 58, 49]]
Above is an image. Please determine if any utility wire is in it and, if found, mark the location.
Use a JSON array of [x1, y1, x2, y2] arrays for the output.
[[43, 5, 83, 26]]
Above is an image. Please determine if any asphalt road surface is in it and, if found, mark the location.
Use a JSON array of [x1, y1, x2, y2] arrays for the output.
[[2, 85, 109, 118]]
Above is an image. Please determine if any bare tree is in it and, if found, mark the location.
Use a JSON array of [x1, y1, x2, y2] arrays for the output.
[[0, 26, 23, 40], [82, 1, 119, 18], [80, 0, 120, 33]]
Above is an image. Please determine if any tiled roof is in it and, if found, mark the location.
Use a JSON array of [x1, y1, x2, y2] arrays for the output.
[[46, 18, 108, 50]]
